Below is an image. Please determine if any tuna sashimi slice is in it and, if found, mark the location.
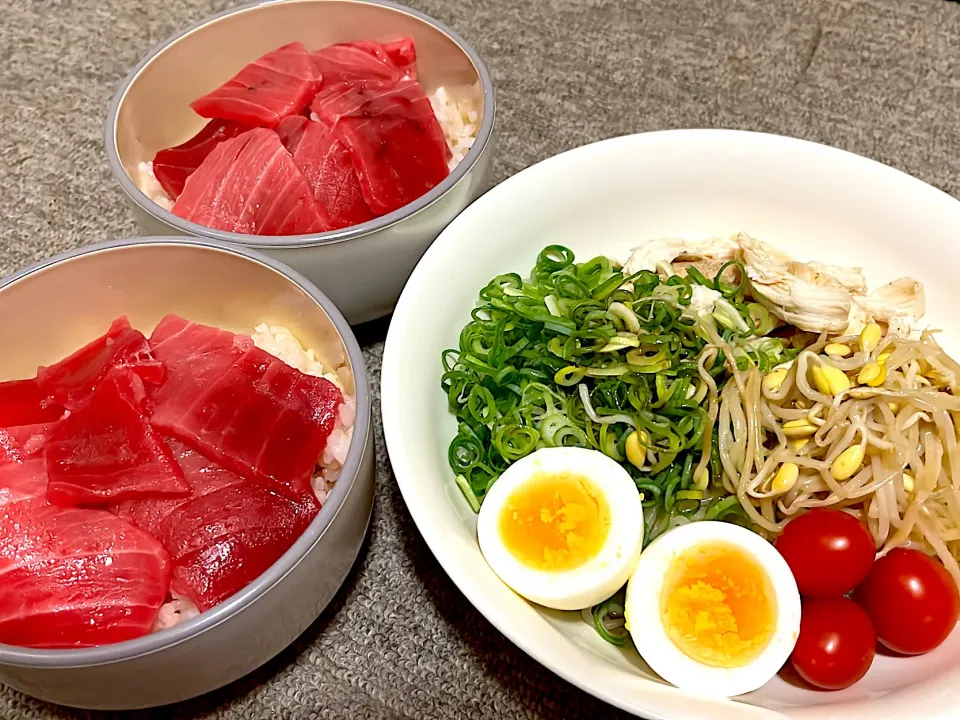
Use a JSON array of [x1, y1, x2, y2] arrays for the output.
[[150, 338, 342, 498], [0, 379, 63, 428], [0, 433, 18, 466], [0, 460, 171, 649], [0, 458, 47, 505], [0, 423, 55, 466], [37, 316, 165, 409], [291, 120, 375, 229], [173, 128, 331, 235], [45, 369, 190, 506], [312, 37, 417, 89], [116, 440, 320, 611], [310, 82, 393, 126], [113, 438, 237, 537], [148, 313, 250, 352], [153, 119, 251, 199], [165, 480, 319, 611], [147, 314, 253, 421], [311, 80, 451, 215], [379, 38, 418, 79], [276, 115, 310, 154], [190, 42, 322, 128]]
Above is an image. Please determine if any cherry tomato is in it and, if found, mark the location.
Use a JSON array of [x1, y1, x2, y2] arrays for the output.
[[856, 547, 960, 655], [790, 597, 876, 690], [775, 508, 875, 597]]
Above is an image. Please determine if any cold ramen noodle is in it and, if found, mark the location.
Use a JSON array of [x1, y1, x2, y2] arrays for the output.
[[442, 233, 960, 696], [0, 316, 353, 647]]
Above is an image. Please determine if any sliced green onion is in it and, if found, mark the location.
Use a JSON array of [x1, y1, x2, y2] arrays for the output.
[[441, 243, 747, 541], [584, 364, 631, 377], [705, 495, 742, 521], [608, 301, 641, 333], [599, 333, 641, 352], [554, 366, 586, 386], [544, 294, 562, 317], [747, 303, 774, 335], [455, 474, 482, 513], [591, 597, 628, 646], [713, 260, 746, 298], [713, 297, 751, 334]]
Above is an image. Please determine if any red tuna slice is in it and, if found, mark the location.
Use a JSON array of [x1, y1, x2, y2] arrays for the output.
[[291, 120, 375, 229], [44, 369, 190, 506], [152, 119, 251, 199], [312, 37, 417, 89], [37, 316, 165, 410], [0, 379, 64, 428], [148, 315, 253, 420], [0, 423, 55, 466], [0, 434, 19, 466], [311, 80, 451, 215], [381, 38, 418, 79], [113, 438, 238, 538], [148, 313, 251, 351], [117, 439, 319, 611], [310, 81, 393, 126], [276, 114, 310, 154], [173, 128, 331, 236], [150, 342, 342, 498], [190, 42, 322, 128], [0, 458, 47, 504], [0, 465, 172, 649]]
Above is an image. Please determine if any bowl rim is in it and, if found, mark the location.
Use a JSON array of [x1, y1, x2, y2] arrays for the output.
[[104, 0, 497, 250], [0, 236, 372, 667], [380, 128, 960, 720]]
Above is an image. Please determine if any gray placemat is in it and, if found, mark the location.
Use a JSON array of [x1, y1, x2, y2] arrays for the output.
[[2, 0, 960, 717]]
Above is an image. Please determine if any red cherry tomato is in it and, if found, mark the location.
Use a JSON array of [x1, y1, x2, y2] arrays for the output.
[[856, 547, 960, 655], [790, 597, 876, 690], [775, 509, 875, 597]]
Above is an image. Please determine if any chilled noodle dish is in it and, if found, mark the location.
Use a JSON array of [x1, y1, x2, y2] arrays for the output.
[[442, 232, 960, 697]]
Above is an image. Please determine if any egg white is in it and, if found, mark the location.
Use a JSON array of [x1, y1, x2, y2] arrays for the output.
[[624, 521, 801, 698], [477, 447, 645, 611]]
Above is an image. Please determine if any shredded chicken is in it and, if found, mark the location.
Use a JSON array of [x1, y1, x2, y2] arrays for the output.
[[737, 233, 857, 333], [622, 232, 926, 336], [623, 236, 739, 276], [850, 278, 926, 336]]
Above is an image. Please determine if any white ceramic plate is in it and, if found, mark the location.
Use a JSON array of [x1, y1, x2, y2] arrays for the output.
[[380, 129, 960, 719]]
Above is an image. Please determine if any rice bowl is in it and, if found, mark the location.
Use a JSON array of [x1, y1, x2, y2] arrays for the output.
[[0, 238, 374, 709], [106, 0, 497, 325]]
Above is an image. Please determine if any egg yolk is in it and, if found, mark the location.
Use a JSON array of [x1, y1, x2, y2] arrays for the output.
[[498, 471, 611, 572], [660, 541, 776, 668]]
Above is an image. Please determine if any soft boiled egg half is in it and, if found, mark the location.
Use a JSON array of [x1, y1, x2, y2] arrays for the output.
[[625, 520, 801, 698], [477, 447, 645, 610]]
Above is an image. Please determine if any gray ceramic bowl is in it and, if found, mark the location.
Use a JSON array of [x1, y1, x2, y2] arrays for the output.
[[0, 238, 375, 710], [105, 0, 496, 326]]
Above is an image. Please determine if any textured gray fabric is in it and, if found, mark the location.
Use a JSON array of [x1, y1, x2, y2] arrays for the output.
[[2, 0, 960, 717]]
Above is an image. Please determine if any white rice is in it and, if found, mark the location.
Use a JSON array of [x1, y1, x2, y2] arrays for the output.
[[428, 84, 482, 169], [154, 324, 355, 629], [136, 161, 174, 211], [135, 83, 482, 209], [152, 592, 201, 632]]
